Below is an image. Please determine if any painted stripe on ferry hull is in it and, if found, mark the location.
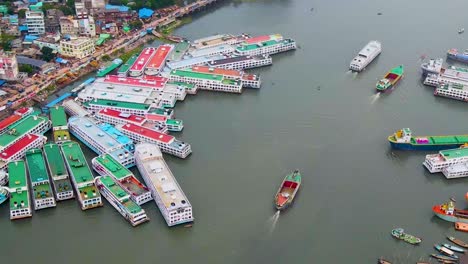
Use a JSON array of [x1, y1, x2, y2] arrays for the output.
[[389, 141, 465, 151]]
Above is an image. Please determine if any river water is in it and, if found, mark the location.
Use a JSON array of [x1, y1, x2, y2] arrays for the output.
[[3, 0, 468, 263]]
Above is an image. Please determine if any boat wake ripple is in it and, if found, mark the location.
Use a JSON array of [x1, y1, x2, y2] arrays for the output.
[[266, 210, 280, 236], [369, 93, 381, 104]]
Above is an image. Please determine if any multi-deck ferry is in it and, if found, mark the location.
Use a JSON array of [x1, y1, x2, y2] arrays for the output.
[[424, 66, 468, 87], [96, 58, 123, 77], [98, 123, 135, 152], [43, 143, 74, 201], [188, 44, 235, 58], [207, 54, 272, 70], [190, 65, 261, 88], [68, 116, 135, 168], [167, 40, 190, 61], [163, 81, 189, 100], [434, 83, 468, 102], [92, 154, 152, 205], [423, 146, 468, 179], [235, 36, 296, 56], [0, 134, 48, 169], [95, 176, 149, 226], [0, 113, 51, 152], [192, 33, 246, 50], [9, 160, 32, 219], [117, 123, 192, 158], [103, 75, 167, 90], [169, 69, 243, 93], [0, 107, 33, 135], [62, 99, 92, 118], [117, 54, 138, 77], [145, 45, 173, 76], [61, 141, 102, 210], [389, 128, 468, 151], [166, 54, 225, 70], [96, 108, 170, 133], [25, 148, 56, 210], [146, 113, 183, 132], [128, 47, 157, 77], [166, 81, 198, 95], [135, 143, 193, 226], [421, 58, 443, 76], [49, 105, 70, 144], [349, 41, 382, 72]]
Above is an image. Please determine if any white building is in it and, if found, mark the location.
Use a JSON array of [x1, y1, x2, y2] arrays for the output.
[[59, 37, 95, 59], [26, 11, 45, 35]]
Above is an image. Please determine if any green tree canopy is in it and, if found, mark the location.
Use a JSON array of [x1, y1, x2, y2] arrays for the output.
[[0, 33, 15, 51], [41, 47, 55, 62]]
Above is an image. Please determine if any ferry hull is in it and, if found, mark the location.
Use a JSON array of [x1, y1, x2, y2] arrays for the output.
[[389, 141, 464, 151], [433, 206, 468, 223]]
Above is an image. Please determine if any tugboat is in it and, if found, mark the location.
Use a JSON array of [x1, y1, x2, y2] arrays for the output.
[[391, 228, 422, 245], [274, 170, 301, 210], [0, 186, 8, 205], [376, 65, 404, 91], [433, 198, 468, 223]]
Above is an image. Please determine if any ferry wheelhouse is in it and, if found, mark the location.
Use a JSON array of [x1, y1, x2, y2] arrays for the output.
[[117, 123, 192, 158], [424, 146, 468, 179], [128, 47, 157, 77], [190, 65, 261, 88], [168, 69, 243, 93], [0, 134, 47, 169], [68, 116, 135, 168], [49, 106, 70, 144], [92, 154, 152, 205], [43, 143, 74, 201], [95, 176, 149, 226], [235, 37, 296, 56], [61, 141, 102, 210], [8, 160, 32, 219], [25, 148, 56, 210], [145, 45, 173, 76], [135, 143, 193, 226], [208, 54, 272, 70], [434, 83, 468, 102]]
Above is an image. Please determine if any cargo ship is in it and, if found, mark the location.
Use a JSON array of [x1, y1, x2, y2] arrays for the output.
[[135, 143, 193, 226], [117, 55, 137, 77], [349, 41, 382, 72], [433, 199, 468, 223], [388, 128, 468, 151], [447, 48, 468, 64], [61, 141, 102, 210], [376, 65, 404, 91], [9, 160, 32, 219], [43, 143, 74, 201], [96, 59, 123, 77], [25, 148, 56, 210], [92, 154, 152, 205], [95, 176, 149, 226], [49, 105, 70, 144], [421, 58, 443, 76]]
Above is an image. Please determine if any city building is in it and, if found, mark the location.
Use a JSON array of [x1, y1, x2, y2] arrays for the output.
[[0, 52, 18, 81], [33, 36, 60, 51], [45, 9, 63, 33], [76, 12, 96, 37], [60, 16, 79, 37], [75, 0, 106, 15], [59, 37, 95, 59], [25, 10, 45, 35]]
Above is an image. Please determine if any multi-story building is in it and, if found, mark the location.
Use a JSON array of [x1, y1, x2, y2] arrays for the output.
[[26, 11, 45, 35], [77, 12, 96, 37], [33, 37, 60, 51], [60, 16, 79, 36], [0, 52, 18, 81], [45, 9, 64, 33], [59, 37, 95, 59], [75, 0, 106, 15]]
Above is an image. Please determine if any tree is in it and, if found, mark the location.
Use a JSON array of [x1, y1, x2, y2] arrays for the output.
[[18, 9, 26, 19], [19, 65, 34, 75], [41, 47, 55, 62], [101, 55, 111, 61], [0, 33, 15, 51], [130, 20, 143, 30]]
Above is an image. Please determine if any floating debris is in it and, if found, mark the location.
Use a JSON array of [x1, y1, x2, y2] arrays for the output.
[[459, 28, 465, 34], [377, 12, 383, 15], [310, 7, 314, 12]]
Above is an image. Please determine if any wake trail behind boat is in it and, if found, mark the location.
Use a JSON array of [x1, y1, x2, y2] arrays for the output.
[[369, 93, 380, 104], [267, 210, 280, 235]]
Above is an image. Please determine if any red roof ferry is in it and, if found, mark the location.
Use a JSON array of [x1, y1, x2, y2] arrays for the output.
[[145, 44, 173, 76], [117, 123, 191, 158], [244, 34, 283, 44], [14, 107, 33, 116], [0, 107, 33, 134], [129, 47, 157, 77], [96, 108, 168, 134], [190, 65, 261, 88], [103, 75, 165, 90], [0, 134, 47, 169]]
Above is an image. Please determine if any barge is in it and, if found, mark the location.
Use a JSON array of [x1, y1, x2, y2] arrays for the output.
[[389, 128, 468, 151]]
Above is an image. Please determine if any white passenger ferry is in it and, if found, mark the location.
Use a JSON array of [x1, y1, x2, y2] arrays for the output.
[[349, 41, 382, 72], [434, 83, 468, 102], [423, 146, 468, 179], [135, 143, 193, 226]]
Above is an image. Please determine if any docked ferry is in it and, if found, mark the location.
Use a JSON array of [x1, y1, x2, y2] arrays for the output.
[[117, 55, 138, 77], [0, 134, 48, 169], [447, 48, 468, 64], [425, 66, 468, 87], [49, 105, 70, 144], [96, 108, 170, 134], [117, 123, 192, 158], [235, 38, 296, 56], [349, 41, 382, 72], [61, 141, 102, 210], [421, 58, 443, 76], [192, 34, 247, 50], [389, 128, 468, 151], [190, 65, 261, 88], [92, 154, 152, 205], [128, 47, 157, 77], [62, 99, 92, 118], [423, 146, 468, 179], [9, 160, 32, 220], [25, 148, 56, 210], [168, 69, 243, 93], [135, 143, 193, 226], [434, 83, 468, 102], [145, 45, 173, 76], [207, 54, 272, 70], [0, 107, 33, 135], [95, 176, 149, 226], [68, 116, 135, 168], [96, 58, 123, 77], [166, 81, 198, 95], [43, 143, 74, 201]]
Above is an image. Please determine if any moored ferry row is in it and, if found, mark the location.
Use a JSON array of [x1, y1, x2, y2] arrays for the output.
[[129, 47, 157, 77], [168, 69, 243, 93], [25, 148, 56, 210]]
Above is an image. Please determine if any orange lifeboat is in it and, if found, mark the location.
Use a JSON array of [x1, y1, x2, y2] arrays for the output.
[[455, 222, 468, 232]]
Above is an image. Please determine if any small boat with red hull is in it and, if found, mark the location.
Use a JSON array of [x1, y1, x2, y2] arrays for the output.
[[274, 170, 301, 210], [433, 199, 468, 223]]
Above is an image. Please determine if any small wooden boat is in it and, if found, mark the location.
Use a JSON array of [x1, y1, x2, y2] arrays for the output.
[[378, 257, 391, 264], [455, 222, 468, 232], [431, 254, 458, 262], [274, 170, 301, 210], [443, 243, 465, 253], [434, 244, 458, 259], [391, 228, 422, 245], [447, 236, 468, 248], [376, 65, 404, 91]]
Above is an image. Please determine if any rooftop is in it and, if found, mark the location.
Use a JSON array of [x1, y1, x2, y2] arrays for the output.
[[49, 106, 68, 127], [118, 54, 138, 74], [244, 34, 282, 44], [208, 55, 266, 66], [8, 160, 29, 210], [145, 113, 167, 122], [84, 99, 151, 111], [166, 81, 195, 89], [43, 143, 68, 178], [68, 116, 124, 151], [103, 75, 165, 89], [99, 176, 142, 213], [0, 115, 48, 148], [147, 45, 173, 70], [166, 119, 182, 126], [98, 108, 146, 125], [236, 39, 284, 52], [130, 47, 157, 72], [0, 114, 21, 131], [168, 41, 190, 61], [94, 154, 132, 180], [121, 123, 174, 143], [188, 44, 235, 58], [135, 143, 190, 209], [191, 65, 242, 77], [0, 134, 40, 160], [170, 69, 224, 81], [79, 80, 158, 104], [60, 141, 94, 184], [98, 123, 134, 146], [25, 148, 50, 184], [166, 54, 225, 70], [440, 147, 468, 159]]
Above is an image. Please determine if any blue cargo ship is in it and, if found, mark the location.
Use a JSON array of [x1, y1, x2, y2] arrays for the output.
[[447, 49, 468, 64], [388, 128, 468, 151]]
